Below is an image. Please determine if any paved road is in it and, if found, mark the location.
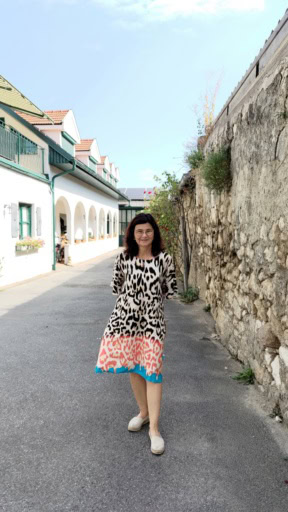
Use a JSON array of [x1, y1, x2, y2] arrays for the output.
[[1, 252, 288, 512]]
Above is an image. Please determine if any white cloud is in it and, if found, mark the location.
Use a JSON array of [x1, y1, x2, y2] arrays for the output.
[[92, 0, 265, 21]]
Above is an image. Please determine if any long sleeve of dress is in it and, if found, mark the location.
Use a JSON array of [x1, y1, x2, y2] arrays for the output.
[[161, 253, 178, 299], [110, 254, 125, 295]]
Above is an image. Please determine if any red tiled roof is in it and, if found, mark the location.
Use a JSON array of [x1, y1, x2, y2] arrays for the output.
[[16, 111, 53, 124], [16, 109, 69, 125], [45, 110, 69, 123], [100, 156, 107, 164], [75, 139, 94, 151]]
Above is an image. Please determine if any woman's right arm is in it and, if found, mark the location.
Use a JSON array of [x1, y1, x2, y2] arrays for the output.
[[110, 253, 125, 295]]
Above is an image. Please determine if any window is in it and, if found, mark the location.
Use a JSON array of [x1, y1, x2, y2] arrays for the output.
[[107, 214, 110, 234], [89, 158, 97, 172], [256, 61, 260, 78], [19, 203, 32, 238], [61, 133, 74, 155]]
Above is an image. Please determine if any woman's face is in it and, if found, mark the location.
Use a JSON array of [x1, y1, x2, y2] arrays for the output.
[[134, 222, 154, 249]]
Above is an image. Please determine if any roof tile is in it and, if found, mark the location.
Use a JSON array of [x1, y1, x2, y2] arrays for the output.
[[16, 109, 69, 125], [75, 139, 94, 151]]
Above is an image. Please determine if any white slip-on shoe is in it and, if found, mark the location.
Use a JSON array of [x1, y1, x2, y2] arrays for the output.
[[128, 415, 149, 432], [149, 432, 165, 455]]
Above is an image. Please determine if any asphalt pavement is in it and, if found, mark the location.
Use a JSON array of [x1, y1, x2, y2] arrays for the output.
[[1, 251, 288, 512]]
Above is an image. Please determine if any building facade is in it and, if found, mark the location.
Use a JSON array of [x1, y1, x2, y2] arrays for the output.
[[0, 101, 127, 287]]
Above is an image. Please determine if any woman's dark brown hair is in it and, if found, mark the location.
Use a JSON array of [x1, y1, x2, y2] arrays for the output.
[[124, 213, 164, 257]]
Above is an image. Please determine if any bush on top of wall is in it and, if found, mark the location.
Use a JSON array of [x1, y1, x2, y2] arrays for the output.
[[186, 149, 204, 169], [202, 146, 231, 192]]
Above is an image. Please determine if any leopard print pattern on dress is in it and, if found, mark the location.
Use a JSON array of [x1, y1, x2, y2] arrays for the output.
[[95, 251, 177, 381]]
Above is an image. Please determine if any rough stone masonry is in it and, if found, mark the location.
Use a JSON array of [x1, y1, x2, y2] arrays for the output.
[[183, 13, 288, 424]]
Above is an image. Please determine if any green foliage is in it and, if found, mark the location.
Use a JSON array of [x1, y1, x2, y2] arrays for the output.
[[202, 146, 231, 192], [145, 171, 180, 258], [275, 110, 288, 120], [231, 367, 255, 385], [179, 286, 199, 303], [268, 404, 283, 419], [186, 149, 204, 170], [203, 304, 211, 312]]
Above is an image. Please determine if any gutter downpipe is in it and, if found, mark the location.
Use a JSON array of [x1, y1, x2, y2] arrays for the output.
[[51, 159, 76, 271]]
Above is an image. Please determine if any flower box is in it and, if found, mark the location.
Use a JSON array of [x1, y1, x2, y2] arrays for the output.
[[16, 245, 36, 253], [15, 237, 45, 252]]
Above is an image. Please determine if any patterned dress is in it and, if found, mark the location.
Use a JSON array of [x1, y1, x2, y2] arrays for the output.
[[95, 251, 177, 383]]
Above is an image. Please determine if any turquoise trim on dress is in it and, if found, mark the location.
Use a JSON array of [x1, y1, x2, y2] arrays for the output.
[[95, 364, 163, 383]]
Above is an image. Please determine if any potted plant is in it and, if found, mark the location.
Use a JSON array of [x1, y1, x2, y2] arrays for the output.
[[16, 237, 45, 252]]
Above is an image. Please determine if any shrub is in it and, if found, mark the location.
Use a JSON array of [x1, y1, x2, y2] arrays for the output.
[[179, 286, 199, 303], [231, 367, 254, 385], [275, 110, 288, 121], [202, 146, 231, 192], [203, 304, 211, 312], [186, 149, 204, 169]]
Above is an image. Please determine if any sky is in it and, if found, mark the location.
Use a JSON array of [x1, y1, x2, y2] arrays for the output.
[[1, 0, 287, 187]]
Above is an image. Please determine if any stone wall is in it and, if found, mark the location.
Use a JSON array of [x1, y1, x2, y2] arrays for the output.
[[183, 36, 288, 422]]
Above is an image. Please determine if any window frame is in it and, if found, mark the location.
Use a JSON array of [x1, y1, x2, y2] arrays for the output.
[[19, 203, 32, 239]]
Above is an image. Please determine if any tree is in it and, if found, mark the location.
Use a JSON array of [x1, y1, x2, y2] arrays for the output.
[[145, 172, 180, 261], [145, 171, 194, 292]]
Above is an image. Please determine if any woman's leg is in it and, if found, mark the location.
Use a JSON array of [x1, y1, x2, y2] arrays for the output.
[[129, 373, 148, 418], [146, 382, 162, 436]]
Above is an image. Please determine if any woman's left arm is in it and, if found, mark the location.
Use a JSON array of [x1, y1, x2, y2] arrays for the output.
[[161, 253, 178, 299]]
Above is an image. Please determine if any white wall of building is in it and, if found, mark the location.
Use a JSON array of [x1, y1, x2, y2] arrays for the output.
[[0, 165, 52, 287], [0, 108, 122, 287], [91, 140, 101, 163], [75, 154, 90, 167], [62, 110, 81, 144], [53, 172, 119, 264], [39, 129, 62, 147]]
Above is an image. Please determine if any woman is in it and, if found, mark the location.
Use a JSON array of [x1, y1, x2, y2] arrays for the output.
[[95, 213, 177, 455]]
